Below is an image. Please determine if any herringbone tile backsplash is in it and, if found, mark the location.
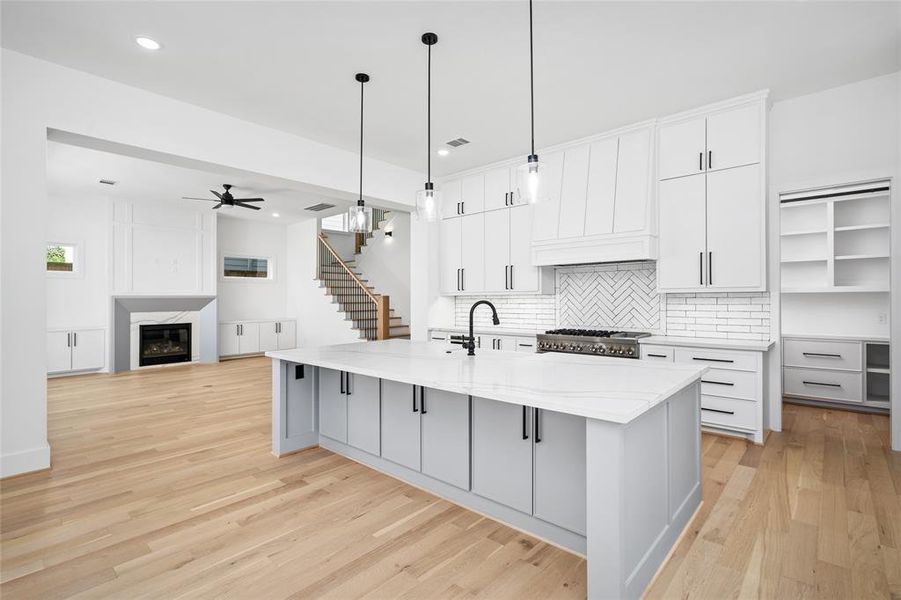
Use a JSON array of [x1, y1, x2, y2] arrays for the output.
[[557, 263, 662, 331]]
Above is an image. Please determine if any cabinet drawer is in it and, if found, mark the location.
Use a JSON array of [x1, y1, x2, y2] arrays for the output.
[[641, 344, 674, 362], [783, 367, 863, 403], [783, 339, 861, 371], [701, 368, 757, 401], [700, 395, 757, 432], [514, 337, 537, 353], [675, 347, 758, 372]]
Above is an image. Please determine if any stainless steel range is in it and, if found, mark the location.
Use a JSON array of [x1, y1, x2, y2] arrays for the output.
[[536, 329, 651, 358]]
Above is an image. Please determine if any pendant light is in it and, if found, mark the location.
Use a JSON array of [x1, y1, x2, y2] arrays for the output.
[[516, 0, 542, 205], [415, 32, 440, 222], [349, 72, 373, 233]]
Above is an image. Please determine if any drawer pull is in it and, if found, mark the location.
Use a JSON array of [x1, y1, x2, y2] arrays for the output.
[[803, 380, 841, 388], [802, 352, 842, 358], [647, 353, 668, 358], [702, 407, 735, 415], [692, 357, 734, 364], [702, 380, 734, 386], [518, 343, 533, 348]]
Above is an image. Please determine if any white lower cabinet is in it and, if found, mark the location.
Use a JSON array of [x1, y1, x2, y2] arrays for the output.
[[345, 373, 380, 455], [533, 408, 587, 535], [220, 320, 295, 357], [319, 368, 348, 442], [259, 321, 297, 352], [380, 379, 421, 470], [47, 328, 105, 374]]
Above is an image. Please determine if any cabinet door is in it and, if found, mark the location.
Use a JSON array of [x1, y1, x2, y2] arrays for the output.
[[346, 373, 381, 455], [276, 321, 296, 350], [483, 209, 510, 293], [318, 368, 347, 442], [420, 388, 470, 489], [658, 174, 707, 290], [441, 178, 462, 219], [460, 174, 485, 214], [531, 151, 565, 242], [613, 128, 651, 233], [218, 323, 240, 357], [285, 363, 316, 439], [259, 322, 279, 352], [47, 331, 72, 373], [509, 204, 539, 292], [488, 335, 517, 351], [706, 164, 763, 289], [71, 329, 105, 371], [533, 409, 587, 535], [557, 144, 590, 239], [471, 397, 533, 514], [460, 213, 485, 293], [706, 104, 761, 172], [583, 137, 619, 236], [380, 379, 421, 471], [439, 217, 462, 294], [657, 117, 706, 180], [484, 167, 512, 212], [238, 322, 260, 354]]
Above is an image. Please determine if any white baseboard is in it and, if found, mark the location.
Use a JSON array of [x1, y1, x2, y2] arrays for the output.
[[1, 444, 51, 478]]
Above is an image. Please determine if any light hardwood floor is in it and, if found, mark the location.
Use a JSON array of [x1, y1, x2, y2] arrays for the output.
[[1, 357, 898, 599]]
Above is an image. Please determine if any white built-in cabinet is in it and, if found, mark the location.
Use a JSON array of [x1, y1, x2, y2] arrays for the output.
[[47, 328, 106, 374], [656, 94, 768, 292], [219, 319, 296, 357]]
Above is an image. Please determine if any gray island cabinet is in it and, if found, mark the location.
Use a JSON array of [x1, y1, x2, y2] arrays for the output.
[[269, 340, 704, 600]]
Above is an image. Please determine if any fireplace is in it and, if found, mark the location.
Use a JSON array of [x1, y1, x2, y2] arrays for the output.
[[139, 323, 192, 367]]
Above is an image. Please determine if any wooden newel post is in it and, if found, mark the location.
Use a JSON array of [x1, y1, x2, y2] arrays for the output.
[[376, 296, 390, 340]]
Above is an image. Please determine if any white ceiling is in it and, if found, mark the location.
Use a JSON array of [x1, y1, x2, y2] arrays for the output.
[[5, 2, 900, 175], [46, 141, 352, 224]]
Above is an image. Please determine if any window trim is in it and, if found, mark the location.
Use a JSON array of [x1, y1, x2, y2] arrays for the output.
[[46, 241, 82, 279], [220, 253, 275, 282]]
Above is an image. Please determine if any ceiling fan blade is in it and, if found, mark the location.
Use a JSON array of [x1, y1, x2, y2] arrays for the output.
[[210, 190, 224, 199], [234, 198, 264, 202], [212, 202, 223, 210], [235, 202, 262, 210], [183, 196, 220, 201]]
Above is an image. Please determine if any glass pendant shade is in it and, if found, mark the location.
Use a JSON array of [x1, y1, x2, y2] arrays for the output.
[[515, 155, 543, 205], [415, 184, 440, 222], [348, 203, 373, 233]]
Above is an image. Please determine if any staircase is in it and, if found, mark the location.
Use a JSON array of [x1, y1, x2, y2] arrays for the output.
[[317, 214, 410, 340]]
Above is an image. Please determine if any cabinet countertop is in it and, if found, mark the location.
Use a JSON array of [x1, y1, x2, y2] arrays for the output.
[[267, 339, 704, 424], [640, 335, 774, 352], [782, 333, 890, 343], [430, 326, 542, 337]]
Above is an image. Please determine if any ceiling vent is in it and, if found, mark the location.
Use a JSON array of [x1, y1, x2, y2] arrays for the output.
[[305, 202, 336, 212], [446, 137, 470, 148], [98, 179, 117, 185]]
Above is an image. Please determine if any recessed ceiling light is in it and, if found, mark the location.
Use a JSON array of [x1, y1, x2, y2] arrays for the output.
[[437, 148, 450, 157], [272, 212, 280, 218], [135, 36, 161, 50]]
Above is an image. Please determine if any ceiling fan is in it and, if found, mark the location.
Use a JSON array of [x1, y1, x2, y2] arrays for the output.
[[183, 184, 264, 210]]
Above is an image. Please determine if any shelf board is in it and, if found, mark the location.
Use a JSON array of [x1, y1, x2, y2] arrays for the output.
[[834, 223, 890, 232], [866, 367, 890, 374], [781, 229, 828, 237], [866, 394, 890, 404], [781, 257, 828, 264], [834, 254, 890, 261], [781, 285, 890, 293]]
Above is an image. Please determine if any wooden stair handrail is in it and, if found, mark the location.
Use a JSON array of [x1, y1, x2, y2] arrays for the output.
[[318, 233, 378, 303]]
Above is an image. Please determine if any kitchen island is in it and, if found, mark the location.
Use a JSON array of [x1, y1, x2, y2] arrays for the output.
[[267, 339, 705, 600]]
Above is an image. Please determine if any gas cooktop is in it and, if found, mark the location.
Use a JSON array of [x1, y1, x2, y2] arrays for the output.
[[537, 329, 651, 358]]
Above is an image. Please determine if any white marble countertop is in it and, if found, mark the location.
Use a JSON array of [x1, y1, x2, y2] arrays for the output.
[[640, 335, 775, 352], [782, 332, 890, 343], [267, 340, 705, 424], [429, 325, 542, 337]]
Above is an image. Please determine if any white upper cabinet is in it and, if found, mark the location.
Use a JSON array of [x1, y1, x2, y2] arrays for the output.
[[459, 213, 485, 293], [509, 205, 541, 292], [705, 164, 763, 289], [531, 151, 565, 243], [658, 175, 707, 290], [483, 209, 510, 292], [439, 217, 462, 294], [557, 145, 591, 239], [583, 137, 619, 236], [460, 174, 485, 215], [613, 128, 652, 233], [705, 103, 761, 172], [484, 167, 514, 212], [440, 179, 462, 219], [657, 117, 706, 180]]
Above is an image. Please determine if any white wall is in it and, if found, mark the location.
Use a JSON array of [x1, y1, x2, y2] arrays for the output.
[[1, 49, 421, 476], [217, 216, 288, 322], [410, 216, 454, 341], [355, 212, 411, 323], [286, 219, 362, 347], [46, 194, 110, 330]]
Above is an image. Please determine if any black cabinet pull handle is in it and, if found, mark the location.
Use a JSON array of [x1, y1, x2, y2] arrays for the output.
[[702, 380, 734, 386], [412, 385, 419, 412], [803, 381, 841, 388], [420, 387, 427, 414], [461, 268, 464, 291], [708, 150, 712, 169], [802, 352, 842, 358], [73, 332, 77, 346], [699, 252, 704, 286], [648, 353, 667, 358], [692, 357, 734, 363], [702, 407, 734, 415], [708, 251, 713, 286], [699, 151, 703, 171], [522, 405, 529, 440], [339, 371, 345, 394], [509, 265, 513, 289], [534, 407, 541, 443], [347, 373, 352, 395]]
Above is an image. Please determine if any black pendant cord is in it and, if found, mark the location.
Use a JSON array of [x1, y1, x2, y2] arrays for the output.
[[529, 0, 535, 156], [427, 41, 431, 185], [359, 77, 364, 205]]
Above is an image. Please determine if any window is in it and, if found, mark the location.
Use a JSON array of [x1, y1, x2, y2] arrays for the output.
[[321, 213, 350, 233], [222, 255, 272, 279], [47, 243, 77, 274]]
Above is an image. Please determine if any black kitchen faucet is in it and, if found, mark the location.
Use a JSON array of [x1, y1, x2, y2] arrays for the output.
[[466, 300, 500, 356]]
